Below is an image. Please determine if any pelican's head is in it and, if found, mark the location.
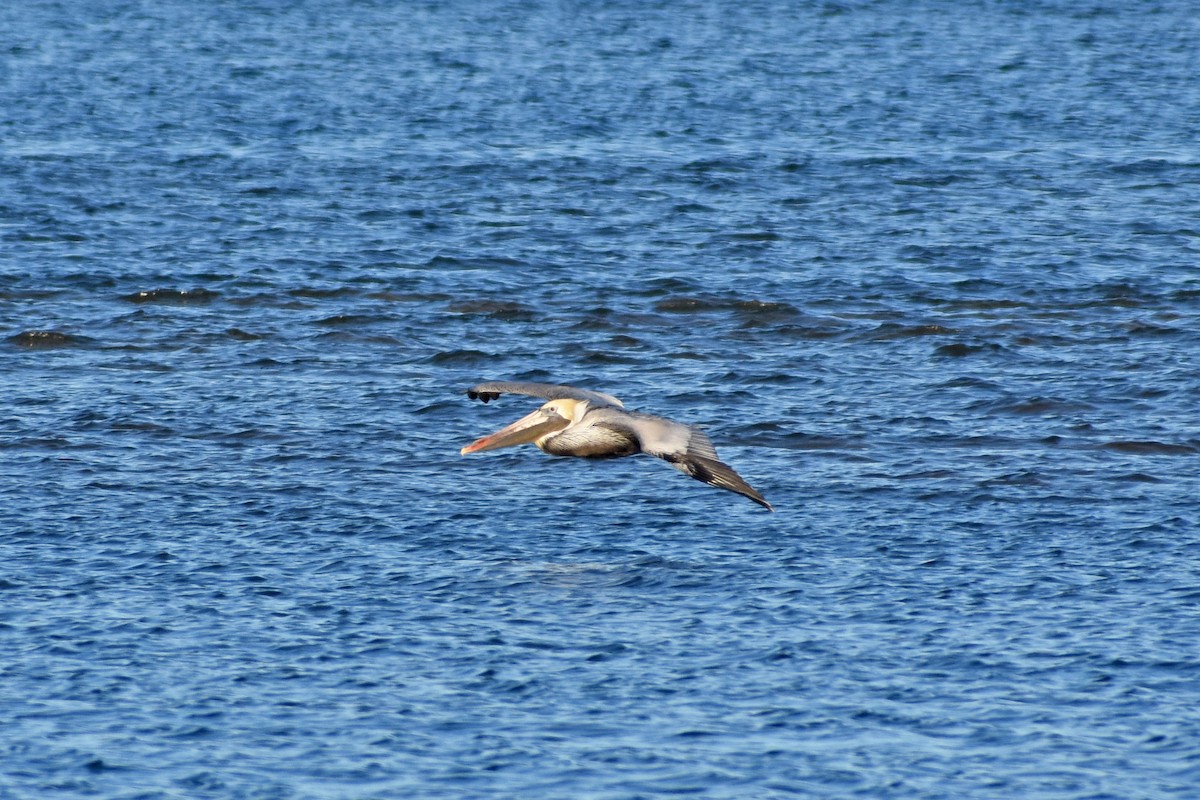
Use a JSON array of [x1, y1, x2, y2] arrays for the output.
[[460, 398, 586, 455]]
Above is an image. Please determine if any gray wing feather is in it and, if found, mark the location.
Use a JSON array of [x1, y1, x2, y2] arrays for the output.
[[613, 411, 774, 511], [465, 381, 623, 408]]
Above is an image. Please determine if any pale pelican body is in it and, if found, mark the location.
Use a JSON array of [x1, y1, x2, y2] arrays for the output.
[[460, 381, 773, 511]]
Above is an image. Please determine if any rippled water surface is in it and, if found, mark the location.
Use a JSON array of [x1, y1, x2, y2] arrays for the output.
[[3, 1, 1200, 798]]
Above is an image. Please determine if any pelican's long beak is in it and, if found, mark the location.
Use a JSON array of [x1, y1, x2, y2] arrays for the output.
[[460, 409, 568, 455]]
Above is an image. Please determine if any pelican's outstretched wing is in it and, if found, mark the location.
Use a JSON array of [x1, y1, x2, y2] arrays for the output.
[[594, 409, 774, 511], [465, 381, 623, 408]]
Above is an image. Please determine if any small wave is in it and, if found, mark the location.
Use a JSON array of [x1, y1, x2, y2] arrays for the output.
[[425, 255, 526, 269], [121, 288, 218, 305], [934, 342, 1005, 357], [893, 172, 969, 188], [654, 296, 798, 316], [672, 202, 716, 214], [290, 287, 360, 299], [1101, 440, 1199, 456], [1107, 472, 1163, 483], [428, 349, 492, 364], [746, 323, 847, 339], [1124, 320, 1182, 336], [896, 468, 958, 480], [109, 419, 175, 436], [978, 470, 1046, 487], [734, 427, 867, 451], [315, 331, 404, 346], [859, 322, 957, 341], [937, 376, 1002, 390], [969, 396, 1095, 415], [570, 349, 640, 365], [225, 328, 265, 341], [8, 330, 87, 348], [1106, 158, 1200, 176], [727, 230, 782, 242], [1, 436, 75, 449], [367, 290, 452, 303], [682, 157, 752, 173], [445, 300, 536, 320], [841, 155, 920, 168], [312, 314, 394, 327]]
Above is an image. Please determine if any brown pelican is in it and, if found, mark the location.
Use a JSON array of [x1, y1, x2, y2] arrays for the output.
[[460, 381, 773, 511]]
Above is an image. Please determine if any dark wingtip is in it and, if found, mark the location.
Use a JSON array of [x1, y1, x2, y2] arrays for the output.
[[465, 388, 499, 403], [743, 490, 774, 512], [675, 453, 774, 512]]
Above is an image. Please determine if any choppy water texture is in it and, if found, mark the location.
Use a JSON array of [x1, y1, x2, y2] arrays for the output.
[[3, 1, 1200, 798]]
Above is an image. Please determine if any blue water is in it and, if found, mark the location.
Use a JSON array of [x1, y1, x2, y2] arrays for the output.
[[3, 1, 1200, 798]]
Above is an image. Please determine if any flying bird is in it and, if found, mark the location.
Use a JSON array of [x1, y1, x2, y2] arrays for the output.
[[459, 381, 773, 511]]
